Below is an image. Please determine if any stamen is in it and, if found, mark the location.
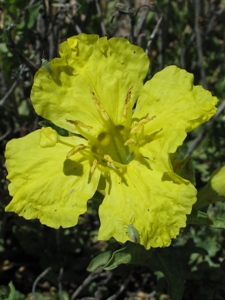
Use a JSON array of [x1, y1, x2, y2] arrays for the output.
[[91, 159, 98, 173], [103, 154, 116, 169], [66, 119, 93, 129], [89, 86, 109, 121], [130, 116, 156, 134], [66, 144, 90, 158], [124, 138, 136, 146], [123, 85, 133, 118]]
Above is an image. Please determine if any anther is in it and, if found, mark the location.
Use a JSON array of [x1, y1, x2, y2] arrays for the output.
[[104, 154, 116, 169], [66, 119, 93, 129], [123, 85, 133, 118], [130, 116, 156, 134], [91, 159, 98, 173], [88, 86, 109, 121], [124, 138, 136, 146], [66, 144, 90, 158]]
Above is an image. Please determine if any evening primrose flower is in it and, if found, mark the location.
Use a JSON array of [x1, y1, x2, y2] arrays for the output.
[[5, 34, 218, 249]]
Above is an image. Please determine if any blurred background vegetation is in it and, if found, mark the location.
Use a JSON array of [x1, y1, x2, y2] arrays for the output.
[[1, 0, 225, 299]]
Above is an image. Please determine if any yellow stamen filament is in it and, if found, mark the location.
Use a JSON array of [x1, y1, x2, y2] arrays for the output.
[[66, 144, 90, 158], [103, 154, 116, 169], [123, 85, 133, 118], [89, 86, 109, 121], [124, 138, 136, 146], [66, 119, 93, 129], [91, 159, 98, 173], [130, 116, 156, 134]]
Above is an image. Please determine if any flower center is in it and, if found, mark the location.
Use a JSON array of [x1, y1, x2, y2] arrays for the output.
[[66, 86, 155, 171], [91, 125, 132, 165]]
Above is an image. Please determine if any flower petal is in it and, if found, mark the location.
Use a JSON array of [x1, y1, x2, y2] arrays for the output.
[[133, 65, 218, 158], [5, 129, 101, 228], [31, 34, 149, 136], [98, 159, 196, 249]]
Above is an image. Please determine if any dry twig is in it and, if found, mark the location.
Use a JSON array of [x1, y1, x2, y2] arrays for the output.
[[185, 100, 225, 158], [32, 267, 52, 300]]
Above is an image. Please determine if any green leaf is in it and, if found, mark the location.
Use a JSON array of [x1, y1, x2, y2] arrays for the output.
[[103, 243, 150, 270], [7, 282, 24, 300], [39, 120, 69, 136], [34, 292, 67, 300], [17, 4, 42, 29], [87, 251, 112, 271], [146, 248, 186, 300], [18, 100, 30, 116], [0, 285, 10, 300], [187, 209, 213, 226], [187, 209, 225, 230], [27, 4, 42, 29], [210, 216, 225, 229], [0, 43, 9, 54]]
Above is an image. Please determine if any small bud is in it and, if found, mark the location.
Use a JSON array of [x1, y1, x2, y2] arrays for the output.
[[39, 127, 58, 147], [210, 166, 225, 196], [195, 166, 225, 209]]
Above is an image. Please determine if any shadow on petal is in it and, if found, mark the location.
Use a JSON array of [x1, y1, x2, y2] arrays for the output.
[[162, 172, 189, 185], [63, 158, 85, 176], [51, 66, 74, 86]]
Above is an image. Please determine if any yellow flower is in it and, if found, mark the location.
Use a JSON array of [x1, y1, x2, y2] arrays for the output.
[[5, 34, 218, 249]]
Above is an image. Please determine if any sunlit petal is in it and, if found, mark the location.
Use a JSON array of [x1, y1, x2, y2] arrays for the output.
[[5, 129, 101, 228]]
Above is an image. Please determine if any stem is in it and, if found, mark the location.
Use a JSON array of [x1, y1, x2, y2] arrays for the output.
[[194, 184, 225, 209]]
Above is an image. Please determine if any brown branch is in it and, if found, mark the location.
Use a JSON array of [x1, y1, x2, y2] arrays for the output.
[[0, 65, 26, 106], [95, 0, 107, 36], [32, 267, 52, 300], [105, 274, 131, 300], [6, 23, 38, 73], [194, 0, 208, 89], [134, 5, 152, 39], [71, 270, 104, 300], [146, 15, 163, 56]]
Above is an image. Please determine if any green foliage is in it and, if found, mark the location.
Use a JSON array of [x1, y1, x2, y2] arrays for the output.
[[17, 4, 43, 30], [88, 243, 150, 271], [4, 282, 24, 300], [187, 209, 213, 226], [38, 120, 69, 137]]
